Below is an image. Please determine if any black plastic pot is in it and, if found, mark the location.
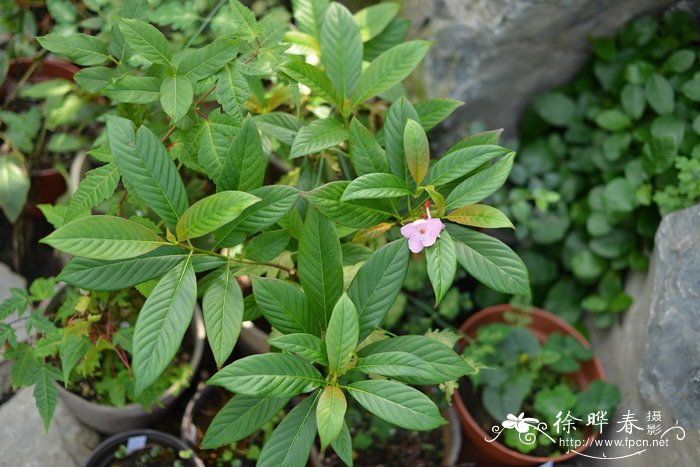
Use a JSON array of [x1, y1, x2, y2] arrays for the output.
[[84, 429, 199, 467]]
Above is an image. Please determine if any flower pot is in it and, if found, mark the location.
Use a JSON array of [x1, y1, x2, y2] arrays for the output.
[[453, 304, 606, 466], [180, 384, 231, 467], [44, 285, 206, 434], [84, 429, 200, 467], [237, 320, 270, 355]]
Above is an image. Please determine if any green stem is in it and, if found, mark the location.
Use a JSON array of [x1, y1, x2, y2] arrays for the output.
[[185, 0, 228, 49]]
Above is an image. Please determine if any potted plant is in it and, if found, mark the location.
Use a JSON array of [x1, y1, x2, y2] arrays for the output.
[[454, 304, 621, 465], [0, 278, 205, 433], [84, 429, 200, 467]]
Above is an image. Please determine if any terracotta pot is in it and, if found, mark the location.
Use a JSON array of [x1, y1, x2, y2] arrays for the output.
[[84, 429, 200, 467], [453, 304, 606, 466]]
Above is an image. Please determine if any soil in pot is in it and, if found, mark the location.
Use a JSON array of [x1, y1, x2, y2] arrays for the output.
[[86, 429, 198, 467]]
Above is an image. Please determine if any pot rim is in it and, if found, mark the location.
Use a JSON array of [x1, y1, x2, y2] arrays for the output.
[[83, 428, 198, 467], [452, 304, 606, 464]]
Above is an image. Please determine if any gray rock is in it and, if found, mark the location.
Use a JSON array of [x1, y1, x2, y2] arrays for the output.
[[1, 262, 26, 401], [0, 388, 99, 467], [404, 0, 678, 144]]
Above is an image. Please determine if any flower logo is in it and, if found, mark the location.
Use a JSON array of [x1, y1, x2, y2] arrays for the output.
[[502, 413, 540, 433]]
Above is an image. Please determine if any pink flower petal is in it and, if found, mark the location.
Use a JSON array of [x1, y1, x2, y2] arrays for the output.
[[408, 235, 424, 253]]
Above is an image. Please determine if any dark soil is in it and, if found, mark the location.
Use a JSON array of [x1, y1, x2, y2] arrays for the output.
[[108, 442, 184, 467]]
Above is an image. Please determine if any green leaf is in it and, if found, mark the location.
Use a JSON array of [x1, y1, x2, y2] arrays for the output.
[[107, 117, 188, 229], [8, 343, 39, 387], [291, 0, 329, 39], [330, 422, 353, 466], [117, 18, 172, 64], [317, 386, 347, 450], [320, 3, 362, 99], [281, 61, 341, 108], [59, 336, 90, 383], [415, 98, 463, 131], [326, 294, 359, 374], [298, 208, 344, 326], [64, 164, 120, 223], [203, 266, 243, 367], [644, 73, 674, 115], [341, 173, 410, 201], [348, 118, 389, 175], [363, 16, 410, 61], [178, 38, 239, 81], [445, 152, 515, 210], [209, 353, 324, 396], [251, 277, 319, 336], [595, 109, 630, 131], [354, 351, 433, 381], [176, 191, 259, 241], [33, 364, 61, 432], [602, 178, 635, 213], [532, 92, 576, 127], [290, 118, 348, 158], [257, 392, 319, 467], [268, 333, 328, 365], [446, 204, 514, 229], [160, 76, 193, 123], [0, 155, 30, 223], [37, 33, 109, 66], [621, 84, 646, 120], [219, 117, 268, 192], [202, 395, 289, 449], [354, 3, 400, 42], [306, 182, 392, 229], [681, 78, 700, 101], [403, 118, 429, 185], [0, 323, 16, 347], [347, 379, 446, 430], [103, 76, 161, 103], [447, 224, 530, 297], [41, 216, 165, 260], [132, 257, 196, 394], [228, 0, 262, 41], [351, 41, 430, 105], [216, 62, 250, 118], [383, 97, 419, 180], [198, 110, 242, 185], [348, 239, 409, 340], [426, 231, 456, 304]]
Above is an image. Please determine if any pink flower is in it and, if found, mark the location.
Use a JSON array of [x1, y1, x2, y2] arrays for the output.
[[400, 218, 445, 253]]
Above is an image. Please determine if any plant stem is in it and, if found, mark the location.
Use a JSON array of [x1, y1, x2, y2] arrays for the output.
[[185, 0, 228, 49], [2, 49, 47, 109]]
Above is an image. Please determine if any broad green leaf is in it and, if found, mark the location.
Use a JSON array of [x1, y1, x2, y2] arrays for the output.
[[354, 351, 433, 381], [74, 67, 123, 94], [64, 164, 120, 222], [59, 336, 90, 384], [243, 230, 290, 262], [202, 395, 289, 448], [291, 0, 329, 38], [268, 333, 328, 365], [331, 422, 353, 466], [447, 223, 530, 297], [254, 112, 303, 145], [251, 277, 319, 336], [306, 181, 392, 229], [281, 61, 341, 107], [354, 3, 400, 42], [33, 364, 62, 432], [595, 108, 630, 131], [415, 98, 463, 131], [37, 33, 109, 66], [8, 343, 39, 387], [41, 216, 165, 260], [347, 379, 446, 430], [320, 3, 362, 99], [132, 258, 196, 394], [445, 152, 515, 210], [0, 323, 16, 347], [326, 294, 359, 374], [103, 76, 161, 104], [290, 118, 348, 158], [426, 231, 456, 304], [216, 62, 250, 118], [644, 73, 674, 115], [348, 118, 389, 175], [446, 204, 514, 229], [341, 173, 410, 201], [351, 41, 430, 105], [107, 117, 188, 229], [228, 0, 262, 41], [426, 145, 510, 187], [176, 191, 259, 241], [444, 130, 504, 154], [257, 392, 319, 467], [117, 18, 172, 64], [203, 266, 243, 367], [621, 84, 645, 120], [347, 239, 409, 340], [363, 16, 410, 61], [57, 246, 197, 290], [298, 208, 344, 326], [383, 97, 419, 180], [198, 110, 242, 185], [160, 76, 193, 122], [178, 39, 239, 81], [208, 353, 324, 396], [403, 118, 429, 185], [0, 155, 30, 223], [532, 92, 576, 127], [317, 386, 347, 449], [219, 117, 268, 192]]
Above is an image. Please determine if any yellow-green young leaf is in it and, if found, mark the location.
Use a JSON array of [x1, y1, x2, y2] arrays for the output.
[[64, 163, 120, 223], [320, 3, 362, 99], [176, 191, 260, 241], [203, 266, 243, 368], [0, 155, 30, 223], [160, 76, 193, 123], [41, 216, 165, 260], [425, 185, 445, 217], [404, 119, 429, 185], [352, 222, 394, 242], [354, 3, 400, 42], [117, 18, 172, 65], [326, 294, 359, 374], [447, 204, 514, 229], [37, 33, 109, 66], [290, 118, 348, 158], [133, 258, 196, 394], [426, 231, 457, 304], [445, 152, 515, 210], [340, 173, 410, 201], [317, 386, 347, 450]]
